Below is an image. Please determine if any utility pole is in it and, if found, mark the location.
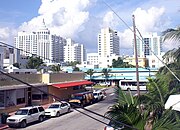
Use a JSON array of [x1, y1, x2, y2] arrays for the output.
[[132, 15, 140, 97]]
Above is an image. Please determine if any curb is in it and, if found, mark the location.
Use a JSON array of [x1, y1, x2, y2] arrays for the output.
[[0, 103, 51, 130]]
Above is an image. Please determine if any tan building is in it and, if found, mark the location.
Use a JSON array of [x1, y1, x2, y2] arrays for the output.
[[0, 72, 92, 113], [42, 72, 92, 103], [123, 56, 148, 68]]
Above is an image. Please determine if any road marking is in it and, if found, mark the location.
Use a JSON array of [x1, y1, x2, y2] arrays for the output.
[[109, 93, 114, 96]]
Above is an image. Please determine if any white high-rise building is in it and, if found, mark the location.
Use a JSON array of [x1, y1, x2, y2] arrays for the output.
[[14, 20, 65, 63], [98, 27, 120, 68], [64, 38, 86, 63], [134, 32, 163, 68], [87, 53, 99, 65], [0, 46, 4, 69], [135, 32, 162, 57]]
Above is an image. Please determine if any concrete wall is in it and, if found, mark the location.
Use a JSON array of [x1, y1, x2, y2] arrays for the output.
[[49, 72, 85, 83], [0, 74, 42, 86]]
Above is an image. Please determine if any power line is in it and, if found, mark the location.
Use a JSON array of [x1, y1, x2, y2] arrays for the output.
[[0, 70, 137, 129], [0, 40, 137, 129], [102, 0, 180, 82], [0, 41, 57, 64], [135, 28, 180, 82]]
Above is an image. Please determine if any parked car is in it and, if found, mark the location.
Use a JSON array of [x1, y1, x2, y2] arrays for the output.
[[98, 82, 110, 86], [45, 101, 71, 117], [93, 90, 105, 102], [104, 121, 124, 130], [69, 91, 94, 107], [6, 106, 45, 128]]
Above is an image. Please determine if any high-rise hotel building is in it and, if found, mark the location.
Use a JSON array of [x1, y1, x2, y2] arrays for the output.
[[97, 27, 120, 68], [64, 38, 86, 63], [133, 32, 163, 68], [134, 32, 162, 57], [14, 20, 65, 63]]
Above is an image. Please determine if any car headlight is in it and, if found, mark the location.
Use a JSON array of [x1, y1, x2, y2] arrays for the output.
[[53, 110, 57, 112], [16, 118, 21, 122]]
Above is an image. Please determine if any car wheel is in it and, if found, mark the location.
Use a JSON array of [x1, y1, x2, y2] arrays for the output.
[[39, 116, 44, 122], [67, 108, 70, 113], [20, 120, 27, 128], [56, 112, 60, 117]]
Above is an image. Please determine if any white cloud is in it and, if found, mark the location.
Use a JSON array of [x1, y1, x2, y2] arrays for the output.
[[119, 7, 170, 54], [133, 7, 166, 33], [18, 0, 90, 39], [102, 11, 119, 28], [0, 27, 10, 41]]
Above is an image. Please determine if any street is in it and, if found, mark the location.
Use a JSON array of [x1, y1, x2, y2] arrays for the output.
[[7, 87, 115, 130]]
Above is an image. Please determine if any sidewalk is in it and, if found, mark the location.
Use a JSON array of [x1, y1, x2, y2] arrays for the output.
[[0, 103, 51, 130]]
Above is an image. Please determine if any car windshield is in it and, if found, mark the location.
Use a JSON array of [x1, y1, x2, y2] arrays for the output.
[[15, 109, 29, 115], [93, 93, 98, 96], [49, 104, 60, 108], [72, 95, 83, 100]]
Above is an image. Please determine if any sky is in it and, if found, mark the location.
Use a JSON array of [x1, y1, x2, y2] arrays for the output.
[[0, 0, 179, 55]]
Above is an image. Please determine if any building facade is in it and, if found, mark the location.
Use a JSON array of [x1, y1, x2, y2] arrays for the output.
[[14, 20, 65, 63], [134, 32, 162, 57], [87, 53, 99, 66], [64, 38, 86, 63], [133, 32, 164, 68], [0, 46, 4, 69], [98, 27, 120, 68]]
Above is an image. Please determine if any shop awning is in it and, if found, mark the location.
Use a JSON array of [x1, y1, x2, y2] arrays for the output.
[[52, 80, 93, 88]]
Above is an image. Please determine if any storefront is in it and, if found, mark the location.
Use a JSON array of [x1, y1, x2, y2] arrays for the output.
[[49, 80, 93, 102], [0, 83, 48, 113]]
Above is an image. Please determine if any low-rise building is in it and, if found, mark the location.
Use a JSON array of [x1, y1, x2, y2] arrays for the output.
[[0, 72, 92, 113]]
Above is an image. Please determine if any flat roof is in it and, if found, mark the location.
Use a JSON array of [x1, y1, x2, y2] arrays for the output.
[[52, 80, 93, 88]]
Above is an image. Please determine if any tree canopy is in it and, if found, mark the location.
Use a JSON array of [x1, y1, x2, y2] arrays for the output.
[[26, 56, 44, 69], [112, 57, 135, 68]]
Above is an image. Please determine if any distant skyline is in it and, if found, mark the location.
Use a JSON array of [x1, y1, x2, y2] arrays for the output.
[[0, 0, 179, 55]]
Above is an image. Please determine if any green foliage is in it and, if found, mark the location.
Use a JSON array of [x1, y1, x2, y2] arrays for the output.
[[26, 56, 44, 69], [105, 88, 146, 130], [73, 66, 80, 71], [49, 65, 61, 72], [13, 63, 20, 68], [67, 61, 80, 66], [106, 46, 180, 130], [112, 57, 135, 68], [162, 27, 180, 42], [152, 109, 180, 130], [86, 69, 94, 80], [102, 68, 111, 79]]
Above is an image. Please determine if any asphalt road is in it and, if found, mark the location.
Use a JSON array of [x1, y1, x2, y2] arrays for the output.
[[8, 87, 115, 130]]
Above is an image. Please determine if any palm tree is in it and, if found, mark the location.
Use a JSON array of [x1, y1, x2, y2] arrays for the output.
[[86, 69, 94, 81], [105, 88, 146, 130], [162, 27, 180, 42], [106, 86, 180, 130], [102, 68, 111, 83], [50, 65, 62, 72], [26, 56, 44, 70]]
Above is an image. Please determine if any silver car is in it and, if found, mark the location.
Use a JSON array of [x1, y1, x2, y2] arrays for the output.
[[45, 101, 71, 117]]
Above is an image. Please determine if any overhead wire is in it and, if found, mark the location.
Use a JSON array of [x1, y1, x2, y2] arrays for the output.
[[102, 0, 180, 82], [0, 41, 55, 64], [3, 0, 177, 128], [135, 28, 180, 82], [0, 69, 137, 129], [0, 27, 137, 129]]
